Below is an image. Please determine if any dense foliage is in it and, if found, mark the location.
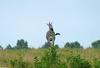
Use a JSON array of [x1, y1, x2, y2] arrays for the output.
[[15, 39, 28, 49], [6, 44, 12, 49], [64, 41, 83, 48], [34, 46, 67, 68], [92, 40, 100, 48], [0, 45, 3, 50], [66, 55, 91, 68]]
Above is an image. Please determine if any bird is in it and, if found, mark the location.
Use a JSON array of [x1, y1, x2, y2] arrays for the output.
[[46, 22, 60, 46]]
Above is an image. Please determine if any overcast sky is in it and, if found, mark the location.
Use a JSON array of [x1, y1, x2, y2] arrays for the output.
[[0, 0, 100, 48]]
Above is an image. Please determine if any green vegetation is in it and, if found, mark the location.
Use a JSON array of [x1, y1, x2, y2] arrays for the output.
[[0, 45, 3, 50], [93, 59, 100, 68], [9, 57, 32, 68], [34, 46, 67, 68], [6, 44, 12, 49], [0, 47, 100, 68], [66, 55, 91, 68], [15, 39, 28, 49], [42, 42, 50, 48], [64, 41, 83, 48], [92, 40, 100, 48], [0, 39, 100, 68]]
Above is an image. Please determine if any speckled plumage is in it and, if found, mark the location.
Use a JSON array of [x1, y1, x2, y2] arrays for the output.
[[46, 22, 60, 46]]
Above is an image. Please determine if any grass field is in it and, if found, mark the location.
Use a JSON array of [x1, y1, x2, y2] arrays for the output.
[[0, 48, 100, 68]]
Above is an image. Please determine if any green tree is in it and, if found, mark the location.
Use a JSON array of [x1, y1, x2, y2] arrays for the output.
[[42, 42, 59, 48], [42, 42, 50, 48], [16, 39, 28, 49], [73, 41, 82, 48], [92, 40, 100, 48], [55, 44, 59, 49], [64, 41, 83, 48], [0, 45, 3, 50], [6, 44, 12, 49], [64, 42, 71, 48]]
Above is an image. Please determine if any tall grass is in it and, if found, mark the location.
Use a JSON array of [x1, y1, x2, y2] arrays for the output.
[[0, 48, 100, 68]]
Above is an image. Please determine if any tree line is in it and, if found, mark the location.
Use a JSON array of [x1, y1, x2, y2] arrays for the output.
[[0, 39, 100, 49], [0, 39, 28, 50]]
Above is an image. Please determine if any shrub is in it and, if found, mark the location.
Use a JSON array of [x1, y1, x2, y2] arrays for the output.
[[9, 57, 32, 68], [34, 45, 67, 68], [94, 59, 100, 68], [64, 41, 83, 49], [92, 40, 100, 48], [66, 55, 91, 68]]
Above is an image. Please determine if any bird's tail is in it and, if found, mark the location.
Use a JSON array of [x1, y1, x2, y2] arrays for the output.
[[55, 33, 60, 35]]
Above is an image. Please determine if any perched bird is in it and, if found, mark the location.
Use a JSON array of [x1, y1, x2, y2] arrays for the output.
[[46, 22, 60, 46]]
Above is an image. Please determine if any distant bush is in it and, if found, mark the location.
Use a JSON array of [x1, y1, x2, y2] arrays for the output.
[[92, 40, 100, 48], [66, 55, 91, 68], [6, 44, 12, 49], [42, 42, 59, 49], [0, 45, 3, 50], [15, 39, 28, 49], [42, 42, 50, 48], [64, 41, 83, 48]]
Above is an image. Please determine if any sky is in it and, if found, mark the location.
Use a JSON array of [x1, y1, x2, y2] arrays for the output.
[[0, 0, 100, 48]]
